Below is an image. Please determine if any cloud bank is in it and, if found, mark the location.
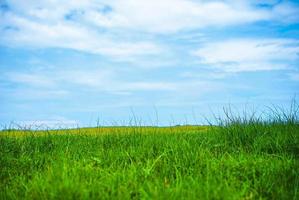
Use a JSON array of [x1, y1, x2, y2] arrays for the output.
[[1, 0, 299, 58]]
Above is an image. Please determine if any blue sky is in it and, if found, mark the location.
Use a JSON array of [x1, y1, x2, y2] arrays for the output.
[[0, 0, 299, 128]]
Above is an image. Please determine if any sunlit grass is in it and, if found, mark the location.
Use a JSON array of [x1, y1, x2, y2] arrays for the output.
[[0, 126, 210, 137], [0, 103, 298, 199]]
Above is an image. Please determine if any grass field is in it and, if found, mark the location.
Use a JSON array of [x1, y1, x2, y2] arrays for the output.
[[1, 105, 299, 199]]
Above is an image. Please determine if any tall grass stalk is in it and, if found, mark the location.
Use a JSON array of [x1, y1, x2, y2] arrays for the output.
[[1, 103, 298, 199]]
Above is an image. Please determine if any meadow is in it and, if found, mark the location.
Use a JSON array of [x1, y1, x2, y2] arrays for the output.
[[0, 104, 298, 199]]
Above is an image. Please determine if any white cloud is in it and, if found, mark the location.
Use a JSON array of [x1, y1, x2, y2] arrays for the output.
[[6, 0, 97, 21], [192, 39, 299, 72], [54, 69, 179, 91], [9, 89, 70, 100], [1, 0, 298, 59], [0, 12, 161, 58], [4, 0, 271, 34], [4, 66, 223, 100], [181, 71, 230, 80], [5, 0, 297, 35], [4, 69, 178, 93], [85, 0, 270, 33], [5, 72, 56, 87]]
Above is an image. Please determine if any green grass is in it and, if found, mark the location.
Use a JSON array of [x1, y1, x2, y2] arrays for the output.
[[1, 105, 299, 199]]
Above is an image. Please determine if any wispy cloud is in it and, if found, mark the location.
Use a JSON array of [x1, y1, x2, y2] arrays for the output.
[[3, 0, 271, 32], [3, 69, 178, 94], [0, 12, 161, 58], [192, 38, 299, 72], [6, 88, 70, 100], [83, 0, 270, 33], [3, 67, 223, 102], [5, 72, 56, 87], [1, 0, 299, 126], [1, 0, 298, 58]]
